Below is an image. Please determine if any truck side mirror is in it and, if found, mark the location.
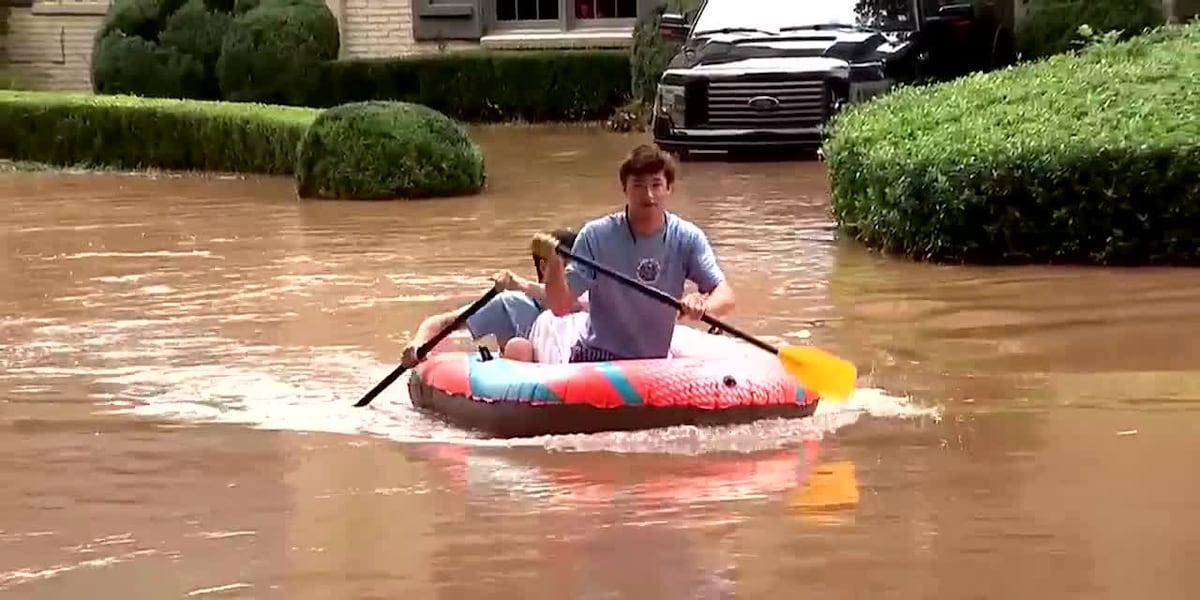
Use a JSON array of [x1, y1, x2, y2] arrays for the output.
[[659, 12, 691, 40], [936, 3, 975, 19]]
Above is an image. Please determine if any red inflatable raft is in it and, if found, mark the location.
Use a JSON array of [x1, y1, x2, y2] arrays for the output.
[[408, 349, 821, 438]]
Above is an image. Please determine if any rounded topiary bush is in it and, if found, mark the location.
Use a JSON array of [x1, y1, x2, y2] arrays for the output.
[[823, 22, 1200, 266], [294, 101, 486, 200], [91, 32, 207, 98], [91, 0, 234, 99], [160, 0, 235, 98], [216, 0, 340, 106]]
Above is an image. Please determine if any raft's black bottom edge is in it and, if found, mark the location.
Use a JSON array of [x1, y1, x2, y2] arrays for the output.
[[408, 378, 820, 438]]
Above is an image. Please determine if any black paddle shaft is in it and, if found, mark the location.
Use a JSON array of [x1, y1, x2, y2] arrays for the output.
[[354, 286, 501, 407], [553, 245, 779, 357]]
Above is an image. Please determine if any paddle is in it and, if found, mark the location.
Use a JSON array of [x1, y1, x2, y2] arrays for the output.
[[353, 286, 501, 408], [552, 245, 858, 400]]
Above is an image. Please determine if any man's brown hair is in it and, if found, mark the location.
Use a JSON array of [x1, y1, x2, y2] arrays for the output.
[[619, 144, 677, 187]]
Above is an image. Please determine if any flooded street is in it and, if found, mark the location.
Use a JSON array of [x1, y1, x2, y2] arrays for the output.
[[3, 126, 1200, 599]]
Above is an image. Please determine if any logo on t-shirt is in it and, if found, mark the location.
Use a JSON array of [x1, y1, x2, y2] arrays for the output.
[[636, 257, 661, 283]]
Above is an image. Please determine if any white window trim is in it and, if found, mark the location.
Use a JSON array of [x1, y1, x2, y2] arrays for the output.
[[30, 1, 107, 15], [480, 27, 635, 50]]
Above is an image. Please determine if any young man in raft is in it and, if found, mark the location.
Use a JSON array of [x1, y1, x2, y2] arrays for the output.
[[398, 228, 582, 368], [503, 263, 750, 364], [529, 143, 737, 362]]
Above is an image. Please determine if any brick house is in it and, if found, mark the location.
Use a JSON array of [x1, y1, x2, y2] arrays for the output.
[[1, 0, 1195, 93], [1, 0, 661, 92]]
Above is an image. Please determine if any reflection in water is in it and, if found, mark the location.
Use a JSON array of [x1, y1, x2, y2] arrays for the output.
[[787, 444, 860, 526], [3, 126, 1200, 598], [413, 442, 859, 518], [405, 440, 860, 599]]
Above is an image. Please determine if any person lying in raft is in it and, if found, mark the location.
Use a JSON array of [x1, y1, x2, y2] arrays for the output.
[[398, 228, 583, 368], [529, 143, 737, 363]]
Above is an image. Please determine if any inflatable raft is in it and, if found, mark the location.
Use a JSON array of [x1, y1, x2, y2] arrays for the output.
[[408, 343, 821, 438]]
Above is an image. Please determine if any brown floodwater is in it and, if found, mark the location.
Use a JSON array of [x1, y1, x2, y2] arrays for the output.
[[2, 126, 1199, 599]]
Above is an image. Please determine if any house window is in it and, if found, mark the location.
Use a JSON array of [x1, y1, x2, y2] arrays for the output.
[[496, 0, 560, 22], [489, 0, 642, 30], [411, 0, 652, 42], [573, 0, 637, 20]]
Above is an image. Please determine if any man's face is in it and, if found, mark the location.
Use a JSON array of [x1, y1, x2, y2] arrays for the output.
[[623, 172, 671, 211]]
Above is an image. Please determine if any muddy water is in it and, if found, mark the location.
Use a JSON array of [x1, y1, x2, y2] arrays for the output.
[[2, 126, 1199, 599]]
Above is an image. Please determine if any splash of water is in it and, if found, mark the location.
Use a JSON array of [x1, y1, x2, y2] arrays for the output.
[[97, 348, 939, 455]]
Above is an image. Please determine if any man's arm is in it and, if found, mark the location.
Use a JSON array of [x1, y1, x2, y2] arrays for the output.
[[687, 227, 736, 317], [410, 309, 461, 348], [702, 280, 736, 318], [409, 292, 520, 348], [539, 228, 597, 317]]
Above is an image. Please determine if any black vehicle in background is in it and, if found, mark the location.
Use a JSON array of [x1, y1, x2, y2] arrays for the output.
[[651, 0, 1016, 157]]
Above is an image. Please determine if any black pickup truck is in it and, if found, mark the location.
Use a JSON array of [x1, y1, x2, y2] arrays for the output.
[[651, 0, 1016, 157]]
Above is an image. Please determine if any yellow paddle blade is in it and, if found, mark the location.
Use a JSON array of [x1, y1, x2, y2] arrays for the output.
[[778, 346, 858, 401]]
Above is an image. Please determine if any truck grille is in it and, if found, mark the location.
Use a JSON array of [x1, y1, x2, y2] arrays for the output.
[[703, 79, 827, 129]]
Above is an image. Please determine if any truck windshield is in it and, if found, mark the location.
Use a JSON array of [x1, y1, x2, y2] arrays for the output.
[[692, 0, 916, 36]]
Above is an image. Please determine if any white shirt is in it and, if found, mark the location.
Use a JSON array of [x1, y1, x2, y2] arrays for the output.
[[528, 306, 757, 364]]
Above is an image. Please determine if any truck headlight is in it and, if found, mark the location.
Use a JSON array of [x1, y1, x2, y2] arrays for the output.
[[655, 83, 686, 125]]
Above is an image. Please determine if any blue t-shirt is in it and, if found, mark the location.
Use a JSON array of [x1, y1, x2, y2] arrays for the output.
[[465, 290, 542, 346], [566, 210, 725, 360]]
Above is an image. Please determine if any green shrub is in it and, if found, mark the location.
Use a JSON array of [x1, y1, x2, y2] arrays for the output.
[[1017, 0, 1164, 60], [87, 0, 628, 123], [823, 22, 1200, 265], [294, 101, 485, 200], [160, 0, 235, 99], [0, 90, 315, 174], [315, 50, 631, 122], [91, 0, 232, 100], [216, 0, 340, 106], [630, 0, 699, 106], [90, 0, 335, 104]]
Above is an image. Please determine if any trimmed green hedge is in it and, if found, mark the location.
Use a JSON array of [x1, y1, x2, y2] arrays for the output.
[[0, 91, 486, 201], [295, 101, 485, 200], [313, 50, 631, 122], [0, 90, 315, 174], [824, 22, 1200, 265]]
